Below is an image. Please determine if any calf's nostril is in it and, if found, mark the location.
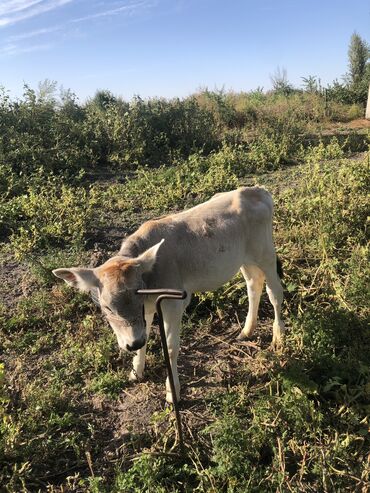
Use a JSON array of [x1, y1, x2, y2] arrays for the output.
[[126, 338, 146, 352]]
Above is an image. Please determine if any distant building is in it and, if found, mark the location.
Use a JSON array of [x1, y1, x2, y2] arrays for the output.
[[366, 84, 370, 120]]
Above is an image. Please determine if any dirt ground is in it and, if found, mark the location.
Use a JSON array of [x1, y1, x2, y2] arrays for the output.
[[323, 117, 370, 132], [345, 118, 370, 129], [0, 254, 35, 309], [88, 315, 279, 472]]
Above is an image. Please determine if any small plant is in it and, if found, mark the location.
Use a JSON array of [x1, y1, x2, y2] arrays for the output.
[[9, 179, 93, 260], [303, 136, 345, 163], [87, 370, 128, 398]]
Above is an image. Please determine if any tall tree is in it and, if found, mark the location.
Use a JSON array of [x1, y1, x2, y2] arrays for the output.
[[348, 32, 369, 85], [270, 66, 293, 95]]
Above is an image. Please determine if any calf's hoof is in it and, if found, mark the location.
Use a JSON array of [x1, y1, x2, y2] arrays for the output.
[[166, 390, 180, 404], [270, 337, 283, 351], [129, 369, 142, 382], [237, 331, 253, 341]]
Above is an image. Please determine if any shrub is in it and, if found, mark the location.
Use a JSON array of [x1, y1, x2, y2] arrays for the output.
[[0, 86, 90, 175], [105, 96, 219, 166], [247, 117, 302, 171], [9, 177, 93, 259], [276, 150, 369, 314], [92, 146, 241, 216]]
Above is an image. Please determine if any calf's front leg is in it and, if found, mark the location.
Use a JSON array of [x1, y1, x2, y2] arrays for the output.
[[162, 301, 183, 404], [129, 311, 154, 381]]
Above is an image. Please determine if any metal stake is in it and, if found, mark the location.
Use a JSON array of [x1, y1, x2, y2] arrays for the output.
[[136, 288, 187, 454]]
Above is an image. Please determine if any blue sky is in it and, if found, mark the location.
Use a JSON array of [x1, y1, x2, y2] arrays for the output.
[[0, 0, 369, 101]]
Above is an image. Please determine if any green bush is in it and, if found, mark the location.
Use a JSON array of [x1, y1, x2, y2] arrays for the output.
[[9, 177, 93, 259], [303, 136, 345, 163], [0, 86, 89, 175], [92, 145, 241, 216], [277, 151, 369, 313], [0, 83, 366, 180], [105, 96, 219, 166]]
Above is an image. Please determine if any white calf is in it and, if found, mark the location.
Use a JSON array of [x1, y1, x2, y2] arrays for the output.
[[53, 186, 284, 402]]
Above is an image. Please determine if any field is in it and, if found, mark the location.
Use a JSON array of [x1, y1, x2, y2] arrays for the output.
[[0, 87, 369, 492]]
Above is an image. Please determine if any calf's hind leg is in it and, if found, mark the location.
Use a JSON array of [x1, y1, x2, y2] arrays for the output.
[[237, 264, 265, 340], [263, 261, 285, 349]]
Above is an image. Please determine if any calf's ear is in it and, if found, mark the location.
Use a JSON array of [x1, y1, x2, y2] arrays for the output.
[[136, 239, 165, 273], [52, 268, 99, 292]]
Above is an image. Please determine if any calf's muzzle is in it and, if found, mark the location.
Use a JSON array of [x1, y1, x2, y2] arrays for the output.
[[125, 336, 146, 352]]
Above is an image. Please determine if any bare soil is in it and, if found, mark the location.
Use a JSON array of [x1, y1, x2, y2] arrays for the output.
[[90, 316, 280, 472], [322, 117, 370, 133], [0, 253, 35, 310], [345, 118, 370, 129]]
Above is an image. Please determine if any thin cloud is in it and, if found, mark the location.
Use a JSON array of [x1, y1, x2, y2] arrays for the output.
[[0, 1, 44, 16], [0, 42, 52, 56], [72, 1, 152, 23], [8, 25, 62, 41], [0, 0, 73, 27], [1, 0, 156, 58]]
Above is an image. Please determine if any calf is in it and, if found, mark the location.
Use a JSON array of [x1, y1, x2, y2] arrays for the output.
[[53, 186, 284, 402]]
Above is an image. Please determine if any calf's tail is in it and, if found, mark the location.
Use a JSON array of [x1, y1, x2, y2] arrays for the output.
[[276, 256, 284, 279]]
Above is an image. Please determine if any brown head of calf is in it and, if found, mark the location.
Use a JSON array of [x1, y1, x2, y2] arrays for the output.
[[53, 239, 164, 352]]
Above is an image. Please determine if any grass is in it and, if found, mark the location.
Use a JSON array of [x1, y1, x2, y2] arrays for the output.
[[0, 135, 369, 491]]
